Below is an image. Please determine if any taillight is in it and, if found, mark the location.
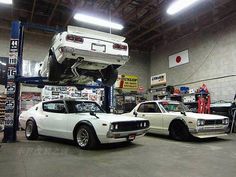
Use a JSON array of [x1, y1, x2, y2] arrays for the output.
[[113, 43, 127, 51], [66, 34, 84, 43]]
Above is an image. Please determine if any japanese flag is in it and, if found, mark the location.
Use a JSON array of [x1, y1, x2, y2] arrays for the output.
[[169, 50, 189, 68]]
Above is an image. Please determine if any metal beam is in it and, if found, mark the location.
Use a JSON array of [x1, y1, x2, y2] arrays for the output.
[[112, 0, 133, 16], [138, 0, 235, 45], [124, 11, 160, 36], [47, 0, 60, 25], [94, 0, 107, 9], [30, 0, 37, 22], [123, 0, 153, 21]]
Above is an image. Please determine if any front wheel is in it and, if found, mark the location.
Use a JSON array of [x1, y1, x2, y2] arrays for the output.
[[25, 120, 38, 140], [75, 125, 97, 150], [169, 121, 190, 141]]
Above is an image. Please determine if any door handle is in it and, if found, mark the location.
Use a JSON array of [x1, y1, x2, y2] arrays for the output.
[[142, 114, 145, 117], [45, 115, 48, 117]]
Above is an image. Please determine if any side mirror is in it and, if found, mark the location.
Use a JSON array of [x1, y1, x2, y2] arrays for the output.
[[181, 111, 186, 116], [90, 111, 95, 116], [133, 111, 138, 117]]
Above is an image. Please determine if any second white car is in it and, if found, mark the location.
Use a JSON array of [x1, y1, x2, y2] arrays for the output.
[[126, 100, 229, 140]]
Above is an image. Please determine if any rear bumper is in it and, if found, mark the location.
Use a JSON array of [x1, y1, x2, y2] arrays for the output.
[[98, 128, 149, 144], [189, 126, 228, 138], [54, 45, 129, 66]]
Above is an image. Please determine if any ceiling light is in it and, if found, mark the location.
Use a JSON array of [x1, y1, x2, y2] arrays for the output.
[[73, 13, 124, 30], [167, 0, 201, 15], [0, 0, 12, 4]]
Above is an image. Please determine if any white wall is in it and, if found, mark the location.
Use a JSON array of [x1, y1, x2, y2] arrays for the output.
[[150, 15, 236, 102]]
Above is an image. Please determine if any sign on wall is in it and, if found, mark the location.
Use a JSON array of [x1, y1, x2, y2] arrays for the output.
[[169, 50, 189, 68], [115, 75, 138, 90], [151, 73, 166, 86]]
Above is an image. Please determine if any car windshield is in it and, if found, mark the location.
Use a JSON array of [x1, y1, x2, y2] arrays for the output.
[[66, 101, 104, 113], [159, 101, 190, 112]]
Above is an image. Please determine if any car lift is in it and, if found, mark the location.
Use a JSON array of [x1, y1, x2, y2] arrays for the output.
[[2, 21, 114, 143]]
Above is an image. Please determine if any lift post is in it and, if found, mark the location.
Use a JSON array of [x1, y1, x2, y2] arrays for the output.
[[2, 21, 113, 142], [2, 21, 23, 142]]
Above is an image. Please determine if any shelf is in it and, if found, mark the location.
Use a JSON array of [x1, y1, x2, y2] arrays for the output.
[[184, 102, 198, 104]]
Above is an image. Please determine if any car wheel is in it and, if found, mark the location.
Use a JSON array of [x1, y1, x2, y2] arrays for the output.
[[25, 120, 38, 140], [169, 121, 190, 141], [48, 54, 61, 81], [101, 65, 118, 86], [75, 125, 97, 150]]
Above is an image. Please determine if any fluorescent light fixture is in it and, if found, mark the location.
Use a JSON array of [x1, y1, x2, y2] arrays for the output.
[[0, 0, 12, 4], [0, 61, 6, 66], [74, 13, 124, 30], [167, 0, 201, 15]]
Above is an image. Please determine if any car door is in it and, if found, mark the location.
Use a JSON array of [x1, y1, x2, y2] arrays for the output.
[[136, 102, 163, 133], [40, 101, 68, 139]]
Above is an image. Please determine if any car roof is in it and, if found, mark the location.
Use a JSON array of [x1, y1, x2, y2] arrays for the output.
[[42, 98, 95, 103], [140, 100, 180, 104]]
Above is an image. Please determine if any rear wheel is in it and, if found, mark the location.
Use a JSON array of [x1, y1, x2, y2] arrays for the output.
[[75, 125, 97, 150], [101, 65, 118, 86], [25, 120, 38, 140], [169, 121, 190, 141], [48, 54, 62, 81]]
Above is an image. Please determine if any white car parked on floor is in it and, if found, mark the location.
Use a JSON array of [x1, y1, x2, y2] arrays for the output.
[[126, 100, 229, 140], [19, 99, 149, 149], [39, 26, 129, 86]]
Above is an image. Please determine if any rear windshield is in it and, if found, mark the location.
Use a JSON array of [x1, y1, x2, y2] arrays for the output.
[[66, 101, 104, 113]]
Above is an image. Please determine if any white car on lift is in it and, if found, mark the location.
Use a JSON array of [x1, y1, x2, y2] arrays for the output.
[[19, 99, 149, 149], [126, 100, 229, 140], [39, 26, 129, 86]]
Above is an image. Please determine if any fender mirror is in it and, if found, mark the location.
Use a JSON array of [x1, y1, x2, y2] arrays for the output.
[[133, 111, 138, 117], [181, 111, 186, 116]]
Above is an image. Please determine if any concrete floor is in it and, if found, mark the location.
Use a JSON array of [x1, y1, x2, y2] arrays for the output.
[[0, 131, 236, 177]]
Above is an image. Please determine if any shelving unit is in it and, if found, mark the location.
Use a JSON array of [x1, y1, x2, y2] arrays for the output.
[[170, 93, 210, 112], [0, 94, 6, 130]]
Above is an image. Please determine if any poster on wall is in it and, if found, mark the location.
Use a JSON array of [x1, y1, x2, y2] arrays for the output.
[[21, 92, 41, 112], [119, 75, 138, 90], [151, 73, 167, 86], [169, 50, 189, 68]]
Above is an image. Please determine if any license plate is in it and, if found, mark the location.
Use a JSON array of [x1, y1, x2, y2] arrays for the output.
[[128, 134, 136, 140], [91, 44, 106, 52]]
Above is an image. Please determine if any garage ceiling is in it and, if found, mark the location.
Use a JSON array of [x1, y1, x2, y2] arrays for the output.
[[0, 0, 236, 50]]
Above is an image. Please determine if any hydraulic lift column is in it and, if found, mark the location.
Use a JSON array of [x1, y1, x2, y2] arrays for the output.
[[2, 21, 24, 143]]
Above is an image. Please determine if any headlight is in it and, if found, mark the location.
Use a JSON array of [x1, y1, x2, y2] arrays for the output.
[[144, 122, 147, 127], [110, 124, 114, 130], [223, 118, 229, 125], [115, 124, 119, 130], [140, 122, 143, 127], [197, 119, 205, 126]]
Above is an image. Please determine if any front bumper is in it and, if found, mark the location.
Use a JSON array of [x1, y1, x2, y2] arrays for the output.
[[99, 128, 149, 144], [54, 46, 129, 66], [189, 126, 228, 138]]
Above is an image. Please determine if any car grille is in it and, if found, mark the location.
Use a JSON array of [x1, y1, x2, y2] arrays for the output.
[[111, 121, 150, 132], [205, 120, 223, 125]]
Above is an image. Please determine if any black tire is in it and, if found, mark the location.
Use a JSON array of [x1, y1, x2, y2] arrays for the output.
[[169, 121, 190, 141], [101, 65, 118, 86], [48, 54, 62, 81], [25, 120, 38, 140], [75, 125, 97, 150]]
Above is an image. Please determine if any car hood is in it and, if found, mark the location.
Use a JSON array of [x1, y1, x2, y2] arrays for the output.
[[166, 112, 228, 120], [94, 113, 147, 122]]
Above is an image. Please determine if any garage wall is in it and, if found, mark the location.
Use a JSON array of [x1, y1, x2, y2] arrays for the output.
[[150, 15, 236, 102], [118, 50, 150, 90], [0, 28, 150, 93]]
